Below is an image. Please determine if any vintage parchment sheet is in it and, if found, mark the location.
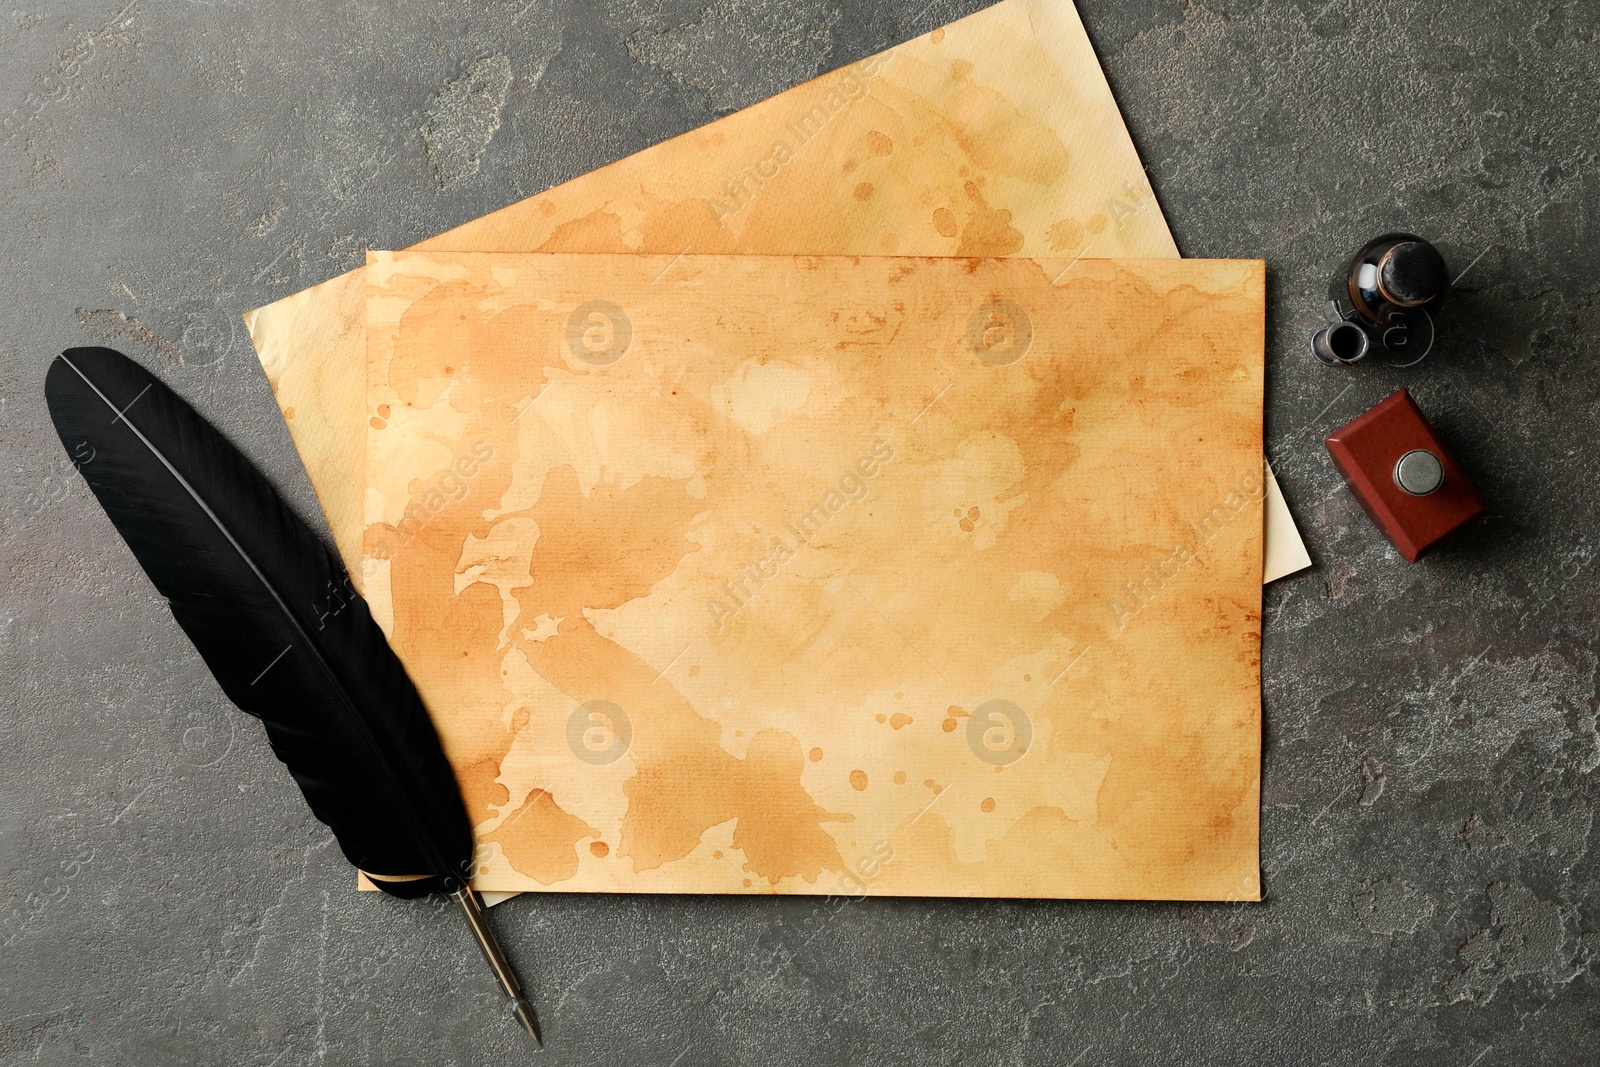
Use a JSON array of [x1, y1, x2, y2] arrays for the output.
[[242, 0, 1308, 589], [361, 250, 1265, 900]]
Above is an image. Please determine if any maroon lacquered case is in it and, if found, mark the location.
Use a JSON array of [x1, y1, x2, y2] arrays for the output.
[[1324, 389, 1485, 562]]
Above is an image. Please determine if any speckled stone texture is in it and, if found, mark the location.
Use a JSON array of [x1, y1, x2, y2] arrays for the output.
[[1, 1, 1596, 1064]]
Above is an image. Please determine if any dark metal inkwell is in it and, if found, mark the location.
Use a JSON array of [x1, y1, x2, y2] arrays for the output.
[[1312, 233, 1449, 367]]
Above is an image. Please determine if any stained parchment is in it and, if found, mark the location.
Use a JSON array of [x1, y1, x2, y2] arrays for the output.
[[242, 0, 1308, 590], [363, 250, 1265, 900]]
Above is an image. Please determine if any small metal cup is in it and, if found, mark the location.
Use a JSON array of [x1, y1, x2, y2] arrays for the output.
[[1311, 320, 1371, 366]]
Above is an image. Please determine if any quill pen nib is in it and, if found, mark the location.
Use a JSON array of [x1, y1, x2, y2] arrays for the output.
[[451, 886, 543, 1048]]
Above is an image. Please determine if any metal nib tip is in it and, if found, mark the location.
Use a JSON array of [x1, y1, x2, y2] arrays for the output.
[[513, 998, 542, 1048], [450, 887, 543, 1050]]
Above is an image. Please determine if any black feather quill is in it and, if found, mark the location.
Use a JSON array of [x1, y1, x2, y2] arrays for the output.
[[45, 346, 540, 1045]]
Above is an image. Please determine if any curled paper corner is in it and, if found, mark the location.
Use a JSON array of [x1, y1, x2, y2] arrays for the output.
[[1263, 464, 1313, 583]]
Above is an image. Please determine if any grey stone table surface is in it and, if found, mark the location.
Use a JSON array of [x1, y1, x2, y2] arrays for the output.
[[1, 0, 1596, 1063]]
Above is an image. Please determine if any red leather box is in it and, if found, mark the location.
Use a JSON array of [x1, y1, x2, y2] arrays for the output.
[[1324, 388, 1485, 562]]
